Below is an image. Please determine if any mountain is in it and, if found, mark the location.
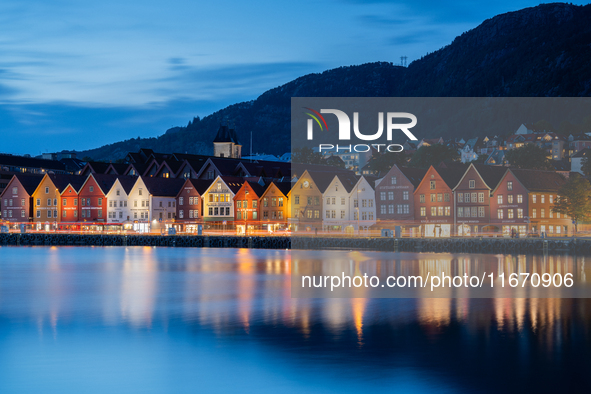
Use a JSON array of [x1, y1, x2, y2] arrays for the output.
[[80, 3, 591, 161]]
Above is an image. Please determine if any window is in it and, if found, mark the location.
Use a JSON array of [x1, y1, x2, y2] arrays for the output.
[[362, 199, 367, 208], [388, 192, 394, 200], [21, 210, 25, 218], [278, 198, 283, 207], [438, 206, 444, 216], [497, 195, 503, 204], [458, 207, 463, 217], [478, 206, 485, 217], [388, 204, 394, 214], [54, 198, 57, 206], [431, 207, 437, 216], [314, 197, 319, 205], [549, 195, 554, 204], [430, 181, 435, 190], [430, 194, 436, 202], [444, 194, 450, 202], [458, 193, 463, 203], [391, 176, 397, 185], [354, 199, 358, 208], [63, 199, 67, 206], [437, 193, 442, 202], [180, 197, 184, 205], [471, 207, 477, 217], [444, 207, 450, 216], [420, 207, 426, 216], [517, 194, 523, 204], [469, 180, 475, 188], [508, 209, 514, 219], [341, 197, 345, 205], [98, 198, 102, 206], [253, 200, 258, 208], [36, 199, 40, 206], [12, 186, 17, 194], [541, 195, 545, 204], [45, 187, 49, 194], [74, 199, 78, 206], [507, 181, 513, 191], [21, 198, 25, 206], [403, 191, 409, 200], [497, 209, 503, 219], [37, 210, 40, 218], [116, 189, 120, 196], [517, 209, 523, 218], [532, 209, 537, 218], [464, 193, 470, 203], [420, 194, 425, 203], [471, 193, 477, 203], [139, 188, 143, 196], [478, 193, 484, 203], [253, 212, 258, 220], [541, 209, 545, 218], [47, 198, 52, 206], [532, 194, 537, 203], [98, 210, 102, 218], [48, 210, 52, 218], [381, 205, 386, 214], [507, 195, 513, 204]]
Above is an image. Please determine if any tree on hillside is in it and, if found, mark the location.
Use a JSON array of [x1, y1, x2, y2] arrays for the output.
[[552, 174, 591, 235], [409, 145, 459, 169], [504, 144, 552, 170]]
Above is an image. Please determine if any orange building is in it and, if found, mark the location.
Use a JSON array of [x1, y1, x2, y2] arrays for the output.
[[233, 181, 265, 235], [259, 181, 291, 232], [31, 174, 85, 230]]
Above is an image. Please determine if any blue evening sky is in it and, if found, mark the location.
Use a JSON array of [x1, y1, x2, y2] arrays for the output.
[[0, 0, 577, 155]]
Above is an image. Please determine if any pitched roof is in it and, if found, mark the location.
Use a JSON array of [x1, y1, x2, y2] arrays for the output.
[[89, 174, 120, 195], [106, 163, 130, 174], [511, 169, 566, 192], [244, 181, 266, 197], [472, 164, 508, 190], [307, 171, 341, 193], [11, 174, 45, 195], [270, 181, 292, 197], [398, 166, 428, 188], [219, 176, 246, 194], [436, 167, 467, 189], [116, 175, 139, 194], [141, 177, 186, 197], [186, 179, 213, 195], [48, 174, 86, 193], [85, 161, 111, 174]]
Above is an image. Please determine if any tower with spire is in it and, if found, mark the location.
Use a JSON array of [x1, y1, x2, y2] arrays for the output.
[[213, 125, 242, 158]]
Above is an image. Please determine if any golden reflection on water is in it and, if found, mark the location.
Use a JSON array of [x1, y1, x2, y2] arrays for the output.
[[19, 247, 591, 347]]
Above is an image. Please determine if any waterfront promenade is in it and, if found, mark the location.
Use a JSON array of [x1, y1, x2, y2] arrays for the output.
[[2, 232, 591, 255]]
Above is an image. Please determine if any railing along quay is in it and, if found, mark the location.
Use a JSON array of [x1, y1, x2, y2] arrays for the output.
[[1, 233, 591, 254]]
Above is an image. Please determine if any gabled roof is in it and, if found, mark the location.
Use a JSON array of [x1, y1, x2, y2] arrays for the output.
[[436, 167, 467, 190], [141, 177, 186, 197], [180, 179, 213, 196], [219, 176, 246, 194], [242, 181, 266, 198], [47, 174, 86, 193], [106, 163, 129, 175], [81, 173, 119, 195], [83, 161, 110, 174], [510, 169, 566, 192], [336, 172, 359, 193], [307, 171, 343, 194], [14, 174, 45, 195], [269, 181, 292, 197], [472, 164, 508, 190], [115, 175, 139, 195], [398, 166, 428, 188]]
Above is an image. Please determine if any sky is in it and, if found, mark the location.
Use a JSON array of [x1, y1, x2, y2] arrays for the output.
[[0, 0, 580, 155]]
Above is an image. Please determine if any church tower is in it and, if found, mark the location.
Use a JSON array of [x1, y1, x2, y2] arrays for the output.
[[213, 125, 242, 158]]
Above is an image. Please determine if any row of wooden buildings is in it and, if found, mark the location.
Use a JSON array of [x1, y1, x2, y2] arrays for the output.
[[0, 159, 574, 237]]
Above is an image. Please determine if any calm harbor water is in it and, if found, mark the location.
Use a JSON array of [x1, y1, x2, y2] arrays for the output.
[[0, 246, 589, 393]]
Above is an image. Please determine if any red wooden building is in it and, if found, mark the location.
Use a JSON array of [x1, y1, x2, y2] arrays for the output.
[[0, 174, 44, 223], [375, 165, 426, 233], [175, 178, 212, 233], [414, 166, 464, 237], [78, 174, 118, 222]]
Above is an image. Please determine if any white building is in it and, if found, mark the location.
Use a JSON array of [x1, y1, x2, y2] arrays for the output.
[[201, 176, 244, 222], [322, 174, 376, 233], [105, 176, 138, 223]]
